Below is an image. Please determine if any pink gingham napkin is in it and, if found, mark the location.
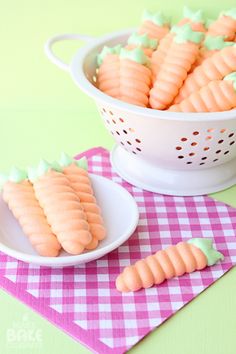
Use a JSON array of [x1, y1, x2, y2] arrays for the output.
[[0, 147, 236, 354]]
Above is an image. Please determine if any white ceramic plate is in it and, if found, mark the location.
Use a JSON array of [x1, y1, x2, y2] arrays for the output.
[[0, 174, 139, 267]]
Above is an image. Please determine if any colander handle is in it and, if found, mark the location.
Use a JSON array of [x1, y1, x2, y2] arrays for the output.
[[44, 33, 95, 72]]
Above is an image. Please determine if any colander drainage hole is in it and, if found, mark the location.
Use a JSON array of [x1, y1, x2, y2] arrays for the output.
[[123, 130, 127, 134], [109, 111, 113, 115], [220, 129, 226, 133], [229, 133, 234, 138], [224, 151, 229, 155], [136, 147, 141, 152], [181, 137, 187, 142], [207, 128, 214, 132], [218, 139, 224, 144], [176, 146, 182, 150], [135, 138, 141, 143], [178, 156, 184, 159], [127, 141, 131, 145], [193, 131, 199, 136], [191, 142, 197, 146], [206, 136, 212, 140], [186, 162, 192, 164], [120, 142, 124, 145], [199, 162, 205, 165], [229, 141, 235, 145], [116, 131, 120, 135], [132, 151, 136, 154], [216, 150, 221, 154], [204, 147, 209, 151], [119, 118, 124, 123], [112, 119, 116, 124], [213, 159, 218, 162], [201, 157, 207, 160], [189, 152, 195, 156]]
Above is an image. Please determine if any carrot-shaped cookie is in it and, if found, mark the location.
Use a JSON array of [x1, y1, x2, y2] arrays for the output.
[[169, 72, 236, 112], [207, 8, 236, 41], [1, 167, 61, 257], [58, 153, 106, 250], [151, 7, 205, 80], [97, 44, 122, 67], [28, 160, 92, 255], [116, 238, 224, 292], [174, 45, 236, 103], [138, 10, 170, 40], [149, 24, 204, 109], [126, 32, 158, 57], [98, 47, 152, 107], [178, 6, 206, 32]]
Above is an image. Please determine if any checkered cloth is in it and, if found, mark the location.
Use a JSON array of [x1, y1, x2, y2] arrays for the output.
[[0, 147, 236, 354]]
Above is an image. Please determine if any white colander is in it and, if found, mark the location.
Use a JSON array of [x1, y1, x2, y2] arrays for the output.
[[45, 29, 236, 196]]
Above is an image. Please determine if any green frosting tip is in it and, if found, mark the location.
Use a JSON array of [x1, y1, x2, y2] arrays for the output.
[[27, 166, 38, 183], [221, 8, 236, 20], [58, 152, 73, 167], [187, 238, 224, 266], [51, 160, 62, 172], [97, 44, 122, 66], [128, 32, 158, 49], [204, 35, 234, 50], [224, 72, 236, 91], [142, 9, 170, 26], [183, 6, 205, 24], [9, 166, 27, 183], [120, 47, 149, 65], [37, 159, 51, 177], [76, 157, 88, 170], [171, 23, 204, 44]]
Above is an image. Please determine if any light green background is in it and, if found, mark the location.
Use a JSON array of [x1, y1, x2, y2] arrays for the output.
[[0, 1, 236, 353]]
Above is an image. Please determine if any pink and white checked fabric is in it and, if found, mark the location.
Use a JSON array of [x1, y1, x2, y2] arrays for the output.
[[0, 147, 236, 354]]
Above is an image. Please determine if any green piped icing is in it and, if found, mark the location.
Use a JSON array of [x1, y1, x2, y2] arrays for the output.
[[128, 32, 158, 49], [183, 6, 205, 24], [171, 23, 204, 44], [120, 47, 149, 65], [58, 152, 73, 167], [224, 72, 236, 91], [222, 8, 236, 20], [142, 9, 170, 26], [28, 159, 52, 182], [205, 19, 214, 29], [27, 166, 38, 183], [58, 152, 88, 170], [204, 35, 234, 50], [51, 161, 62, 172], [9, 167, 27, 183], [76, 157, 88, 170], [187, 238, 224, 266], [97, 44, 122, 67]]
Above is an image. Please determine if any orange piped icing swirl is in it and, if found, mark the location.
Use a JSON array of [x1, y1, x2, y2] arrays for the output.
[[61, 163, 106, 250], [207, 15, 236, 41], [149, 40, 200, 109], [32, 169, 92, 255], [169, 80, 236, 112], [98, 48, 152, 107], [116, 241, 207, 292], [174, 46, 236, 104], [2, 180, 61, 257]]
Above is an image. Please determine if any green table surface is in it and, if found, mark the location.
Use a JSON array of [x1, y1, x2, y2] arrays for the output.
[[1, 1, 236, 353]]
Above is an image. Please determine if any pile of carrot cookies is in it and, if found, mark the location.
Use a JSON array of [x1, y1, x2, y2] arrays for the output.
[[0, 154, 106, 257], [97, 7, 236, 112]]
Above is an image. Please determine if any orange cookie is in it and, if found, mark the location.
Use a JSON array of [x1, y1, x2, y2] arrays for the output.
[[1, 167, 61, 257], [98, 47, 152, 107], [138, 10, 170, 41], [116, 238, 223, 292], [207, 9, 236, 41], [174, 46, 236, 104], [58, 153, 106, 250], [169, 73, 236, 112], [28, 160, 92, 255], [149, 24, 204, 109]]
